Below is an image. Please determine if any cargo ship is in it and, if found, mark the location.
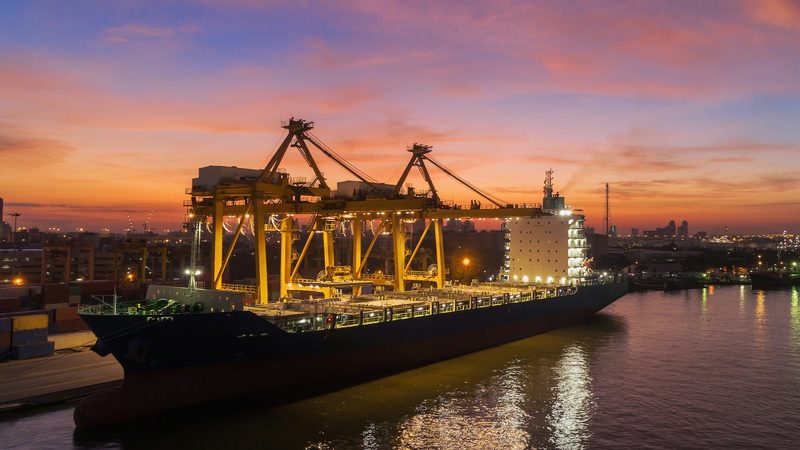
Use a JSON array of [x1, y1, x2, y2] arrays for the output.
[[74, 119, 628, 427], [75, 273, 626, 428]]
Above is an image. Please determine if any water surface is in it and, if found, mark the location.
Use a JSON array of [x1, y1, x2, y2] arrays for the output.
[[1, 286, 799, 449]]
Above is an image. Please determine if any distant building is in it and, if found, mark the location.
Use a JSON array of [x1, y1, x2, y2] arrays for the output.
[[677, 220, 689, 239], [192, 165, 263, 191], [631, 227, 640, 237], [644, 220, 681, 238], [587, 232, 609, 258], [441, 219, 476, 233], [445, 219, 462, 232], [660, 220, 676, 237], [332, 180, 394, 199]]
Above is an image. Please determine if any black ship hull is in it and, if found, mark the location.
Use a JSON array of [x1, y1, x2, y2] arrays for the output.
[[750, 271, 800, 288], [75, 281, 627, 427]]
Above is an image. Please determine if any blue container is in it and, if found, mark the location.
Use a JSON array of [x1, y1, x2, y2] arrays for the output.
[[11, 328, 48, 346], [0, 318, 10, 333], [12, 341, 54, 360]]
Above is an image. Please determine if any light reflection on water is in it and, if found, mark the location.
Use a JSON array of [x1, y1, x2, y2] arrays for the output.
[[701, 287, 708, 318], [791, 288, 800, 344], [547, 345, 592, 450], [739, 284, 746, 314], [392, 362, 531, 450], [3, 287, 800, 449]]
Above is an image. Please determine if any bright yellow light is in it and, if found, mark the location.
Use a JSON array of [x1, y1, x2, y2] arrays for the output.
[[13, 277, 23, 285], [126, 273, 134, 281], [462, 257, 471, 266]]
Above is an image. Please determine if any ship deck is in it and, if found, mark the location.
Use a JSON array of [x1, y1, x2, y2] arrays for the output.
[[242, 280, 609, 331]]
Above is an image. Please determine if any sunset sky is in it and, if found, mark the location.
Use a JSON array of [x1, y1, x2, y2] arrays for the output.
[[1, 0, 799, 234]]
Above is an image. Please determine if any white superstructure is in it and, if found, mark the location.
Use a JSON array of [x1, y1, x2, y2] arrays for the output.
[[501, 170, 589, 284]]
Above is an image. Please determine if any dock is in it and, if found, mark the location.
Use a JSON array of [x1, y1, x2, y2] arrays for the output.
[[0, 347, 122, 414]]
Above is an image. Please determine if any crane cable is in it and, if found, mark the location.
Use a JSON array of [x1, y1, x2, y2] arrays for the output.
[[425, 155, 508, 207]]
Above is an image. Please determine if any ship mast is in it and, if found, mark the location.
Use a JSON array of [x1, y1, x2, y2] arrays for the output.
[[543, 169, 554, 200], [188, 218, 202, 293]]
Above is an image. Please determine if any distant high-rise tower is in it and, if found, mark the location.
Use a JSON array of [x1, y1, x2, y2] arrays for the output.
[[0, 196, 4, 224], [677, 220, 688, 239]]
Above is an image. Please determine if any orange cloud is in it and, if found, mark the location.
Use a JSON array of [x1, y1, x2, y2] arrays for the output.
[[745, 0, 800, 30]]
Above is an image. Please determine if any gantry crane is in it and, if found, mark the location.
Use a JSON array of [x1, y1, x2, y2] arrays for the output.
[[189, 119, 546, 303]]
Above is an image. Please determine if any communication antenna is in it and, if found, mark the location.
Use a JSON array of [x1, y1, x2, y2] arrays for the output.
[[544, 169, 554, 199], [604, 183, 610, 236]]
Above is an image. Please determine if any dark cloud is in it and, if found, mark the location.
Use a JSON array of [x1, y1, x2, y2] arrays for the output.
[[0, 127, 75, 167]]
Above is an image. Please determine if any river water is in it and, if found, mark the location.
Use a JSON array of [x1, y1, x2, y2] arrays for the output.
[[1, 286, 799, 449]]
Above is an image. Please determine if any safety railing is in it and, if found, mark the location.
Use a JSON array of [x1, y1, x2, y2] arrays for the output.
[[268, 273, 621, 334]]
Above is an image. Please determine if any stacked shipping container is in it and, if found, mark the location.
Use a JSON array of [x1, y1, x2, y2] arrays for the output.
[[10, 314, 54, 360]]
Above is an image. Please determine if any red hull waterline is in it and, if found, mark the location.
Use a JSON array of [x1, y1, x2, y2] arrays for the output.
[[74, 298, 617, 428]]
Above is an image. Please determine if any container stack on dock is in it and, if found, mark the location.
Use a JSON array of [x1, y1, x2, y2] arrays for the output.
[[10, 314, 54, 360], [53, 307, 87, 333], [0, 285, 35, 313], [0, 318, 11, 358], [42, 283, 71, 310], [0, 296, 21, 314]]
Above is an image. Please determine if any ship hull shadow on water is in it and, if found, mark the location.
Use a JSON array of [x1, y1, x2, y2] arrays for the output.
[[75, 281, 627, 428]]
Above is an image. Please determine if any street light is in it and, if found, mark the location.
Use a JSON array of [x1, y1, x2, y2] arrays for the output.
[[460, 257, 471, 283], [8, 212, 21, 283]]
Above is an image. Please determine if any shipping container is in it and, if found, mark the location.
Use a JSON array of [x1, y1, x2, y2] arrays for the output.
[[0, 318, 12, 355], [0, 297, 21, 313], [0, 331, 11, 353], [42, 283, 70, 304], [0, 317, 11, 333], [54, 319, 89, 334], [47, 302, 71, 310], [12, 341, 54, 360], [11, 328, 48, 345], [55, 307, 80, 322], [0, 285, 38, 299], [12, 314, 49, 331]]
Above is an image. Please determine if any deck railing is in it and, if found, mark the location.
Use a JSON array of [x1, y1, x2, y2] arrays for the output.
[[267, 279, 608, 334]]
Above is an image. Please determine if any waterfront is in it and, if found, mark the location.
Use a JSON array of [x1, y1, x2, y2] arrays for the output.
[[2, 285, 799, 449]]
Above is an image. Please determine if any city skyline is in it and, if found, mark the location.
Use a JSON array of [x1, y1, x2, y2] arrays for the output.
[[2, 1, 799, 233]]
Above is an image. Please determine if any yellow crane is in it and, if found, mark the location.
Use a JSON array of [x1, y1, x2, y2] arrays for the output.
[[189, 119, 544, 303]]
